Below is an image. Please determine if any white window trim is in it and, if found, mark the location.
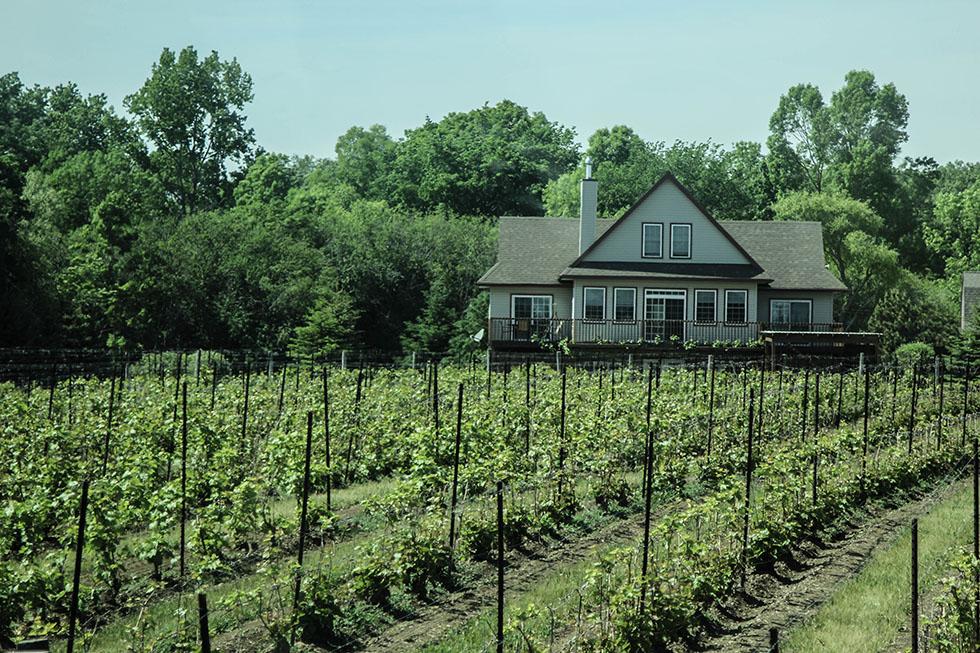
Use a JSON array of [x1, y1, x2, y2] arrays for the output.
[[724, 289, 749, 324], [770, 299, 812, 325], [642, 223, 663, 258], [583, 287, 606, 322], [694, 289, 717, 323], [613, 287, 637, 322], [670, 223, 692, 259], [510, 294, 552, 319]]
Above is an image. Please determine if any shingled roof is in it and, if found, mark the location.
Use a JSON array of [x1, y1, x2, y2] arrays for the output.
[[477, 216, 846, 291]]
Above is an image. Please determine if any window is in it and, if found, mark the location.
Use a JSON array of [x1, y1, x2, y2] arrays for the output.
[[694, 289, 717, 323], [725, 289, 748, 323], [512, 295, 552, 319], [613, 288, 636, 321], [770, 299, 811, 327], [583, 287, 606, 321], [670, 224, 691, 258], [642, 223, 662, 258]]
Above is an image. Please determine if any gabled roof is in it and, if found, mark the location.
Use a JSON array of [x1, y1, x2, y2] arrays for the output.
[[569, 172, 760, 269], [719, 221, 845, 291], [477, 218, 613, 286], [477, 171, 847, 292]]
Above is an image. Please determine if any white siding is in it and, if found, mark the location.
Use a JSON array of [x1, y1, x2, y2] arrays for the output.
[[571, 279, 758, 322], [757, 290, 836, 325], [581, 180, 751, 265], [488, 285, 572, 318]]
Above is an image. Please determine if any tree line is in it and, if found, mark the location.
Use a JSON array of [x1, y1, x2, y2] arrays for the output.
[[2, 46, 978, 355]]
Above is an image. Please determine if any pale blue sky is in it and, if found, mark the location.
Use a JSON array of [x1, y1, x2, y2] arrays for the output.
[[3, 0, 977, 162]]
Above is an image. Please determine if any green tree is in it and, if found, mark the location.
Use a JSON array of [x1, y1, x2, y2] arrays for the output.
[[868, 273, 959, 353], [126, 46, 255, 216], [334, 125, 396, 200], [772, 191, 900, 328], [234, 152, 301, 207], [389, 100, 579, 216], [923, 180, 980, 277], [290, 286, 359, 359]]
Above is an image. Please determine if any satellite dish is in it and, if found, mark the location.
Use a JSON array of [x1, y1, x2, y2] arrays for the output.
[[471, 328, 485, 342]]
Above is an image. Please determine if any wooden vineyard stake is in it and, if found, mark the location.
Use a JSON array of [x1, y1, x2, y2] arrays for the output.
[[801, 370, 810, 442], [912, 518, 919, 653], [344, 369, 363, 484], [707, 356, 716, 460], [293, 412, 314, 626], [557, 369, 568, 498], [449, 383, 463, 559], [861, 369, 870, 498], [66, 479, 90, 653], [101, 375, 116, 476], [937, 365, 945, 448], [198, 593, 211, 653], [909, 366, 918, 455], [639, 382, 657, 614], [322, 368, 331, 511], [179, 381, 188, 581], [741, 389, 755, 591], [496, 479, 505, 653]]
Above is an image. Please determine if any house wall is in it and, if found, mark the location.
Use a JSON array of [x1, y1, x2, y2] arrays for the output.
[[581, 181, 751, 265], [487, 285, 572, 319], [756, 290, 836, 325], [570, 279, 759, 322]]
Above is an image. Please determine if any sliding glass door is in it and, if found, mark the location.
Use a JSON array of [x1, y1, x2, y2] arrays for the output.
[[644, 289, 686, 341]]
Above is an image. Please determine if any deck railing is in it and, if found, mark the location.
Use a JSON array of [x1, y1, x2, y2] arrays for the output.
[[488, 318, 841, 347]]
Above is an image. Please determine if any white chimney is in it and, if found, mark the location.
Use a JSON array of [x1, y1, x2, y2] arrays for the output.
[[579, 156, 597, 254]]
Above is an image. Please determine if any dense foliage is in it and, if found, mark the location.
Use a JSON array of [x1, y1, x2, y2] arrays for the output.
[[0, 354, 974, 651], [2, 48, 977, 352]]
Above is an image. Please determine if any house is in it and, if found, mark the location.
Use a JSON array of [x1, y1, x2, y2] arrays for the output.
[[962, 271, 980, 331], [477, 164, 854, 354]]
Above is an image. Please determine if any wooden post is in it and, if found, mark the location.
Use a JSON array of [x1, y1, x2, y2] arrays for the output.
[[47, 366, 55, 421], [973, 408, 979, 644], [496, 479, 505, 653], [912, 518, 919, 653], [101, 376, 116, 476], [741, 389, 755, 591], [196, 350, 202, 386], [861, 369, 870, 498], [814, 371, 821, 438], [909, 366, 918, 455], [278, 366, 286, 415], [322, 368, 331, 512], [433, 359, 440, 435], [835, 366, 844, 429], [639, 395, 656, 614], [525, 359, 531, 454], [557, 369, 567, 498], [210, 362, 218, 410], [643, 365, 653, 500], [293, 412, 314, 613], [341, 350, 347, 370], [240, 361, 251, 460], [180, 381, 188, 581], [198, 593, 211, 653], [344, 370, 363, 484], [66, 479, 90, 653], [801, 370, 810, 441], [938, 364, 945, 448], [964, 369, 970, 447], [769, 627, 779, 653], [707, 356, 716, 460], [449, 384, 463, 556]]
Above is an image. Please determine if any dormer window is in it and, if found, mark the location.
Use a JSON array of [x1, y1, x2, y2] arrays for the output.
[[670, 224, 691, 258], [642, 223, 662, 258]]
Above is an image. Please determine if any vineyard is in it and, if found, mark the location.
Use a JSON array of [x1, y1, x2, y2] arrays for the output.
[[2, 352, 979, 652]]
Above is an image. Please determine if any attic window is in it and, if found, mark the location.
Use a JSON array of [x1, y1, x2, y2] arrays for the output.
[[642, 223, 662, 258], [670, 224, 691, 259]]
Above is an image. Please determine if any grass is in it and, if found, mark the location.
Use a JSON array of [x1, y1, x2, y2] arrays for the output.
[[784, 475, 975, 653]]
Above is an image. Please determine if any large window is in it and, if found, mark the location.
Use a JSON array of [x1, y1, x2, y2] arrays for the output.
[[613, 288, 636, 321], [670, 224, 691, 258], [694, 289, 717, 323], [512, 295, 552, 319], [725, 289, 748, 323], [583, 287, 606, 321], [642, 223, 663, 258], [770, 299, 812, 327]]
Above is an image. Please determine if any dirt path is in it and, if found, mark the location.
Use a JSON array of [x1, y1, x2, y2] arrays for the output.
[[696, 476, 969, 652], [357, 510, 650, 653]]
